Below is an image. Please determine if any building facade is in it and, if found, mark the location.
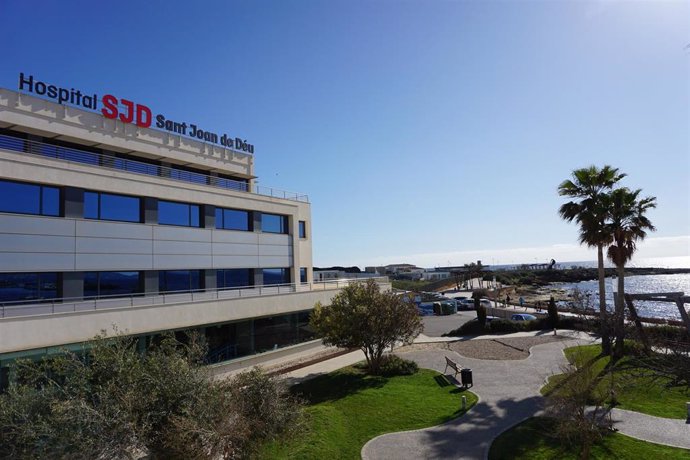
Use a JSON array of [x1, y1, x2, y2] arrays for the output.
[[0, 85, 385, 386]]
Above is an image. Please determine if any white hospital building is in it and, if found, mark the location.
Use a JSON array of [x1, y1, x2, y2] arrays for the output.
[[0, 75, 386, 387]]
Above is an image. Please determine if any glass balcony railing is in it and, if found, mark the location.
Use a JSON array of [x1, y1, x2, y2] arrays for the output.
[[0, 277, 389, 319], [0, 134, 309, 202]]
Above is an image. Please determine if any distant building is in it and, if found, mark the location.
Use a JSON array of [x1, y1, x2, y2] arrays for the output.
[[420, 270, 450, 281]]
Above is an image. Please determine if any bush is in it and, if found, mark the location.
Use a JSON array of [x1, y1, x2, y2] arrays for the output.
[[379, 355, 419, 377], [446, 320, 485, 336], [0, 332, 302, 459]]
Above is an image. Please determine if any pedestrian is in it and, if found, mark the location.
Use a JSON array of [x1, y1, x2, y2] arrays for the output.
[[519, 296, 525, 310], [506, 294, 511, 308]]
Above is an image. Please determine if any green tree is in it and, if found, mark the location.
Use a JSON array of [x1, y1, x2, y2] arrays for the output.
[[605, 187, 656, 361], [558, 165, 626, 355], [310, 279, 423, 375]]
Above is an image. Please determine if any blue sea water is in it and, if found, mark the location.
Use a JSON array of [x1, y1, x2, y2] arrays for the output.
[[555, 273, 690, 320], [491, 256, 690, 271]]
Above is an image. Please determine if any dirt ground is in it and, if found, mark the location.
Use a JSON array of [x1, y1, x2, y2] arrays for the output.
[[398, 335, 568, 360]]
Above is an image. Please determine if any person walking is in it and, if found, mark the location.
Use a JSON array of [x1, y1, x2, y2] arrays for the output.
[[506, 294, 511, 308], [519, 296, 525, 310]]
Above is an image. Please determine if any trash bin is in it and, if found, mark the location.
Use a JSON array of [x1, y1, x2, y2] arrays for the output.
[[460, 368, 473, 388]]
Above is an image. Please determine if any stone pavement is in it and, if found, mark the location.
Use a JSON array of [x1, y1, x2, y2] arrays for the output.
[[361, 334, 690, 459], [361, 337, 584, 460], [608, 408, 690, 450]]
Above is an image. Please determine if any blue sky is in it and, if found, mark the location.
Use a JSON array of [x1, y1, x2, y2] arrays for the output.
[[2, 1, 688, 267]]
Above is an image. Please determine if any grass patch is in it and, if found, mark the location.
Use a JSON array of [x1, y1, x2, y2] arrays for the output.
[[541, 344, 690, 419], [258, 366, 477, 459], [489, 417, 690, 459]]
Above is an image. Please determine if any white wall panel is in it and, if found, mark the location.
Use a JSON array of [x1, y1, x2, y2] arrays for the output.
[[212, 230, 258, 245], [212, 243, 258, 256], [153, 226, 212, 242], [154, 240, 212, 255], [76, 254, 153, 271], [0, 214, 74, 236], [258, 245, 291, 257], [0, 253, 74, 271], [258, 233, 290, 246], [76, 220, 152, 239], [154, 254, 212, 270], [212, 255, 259, 269], [0, 234, 74, 253], [76, 237, 152, 255], [258, 256, 291, 267]]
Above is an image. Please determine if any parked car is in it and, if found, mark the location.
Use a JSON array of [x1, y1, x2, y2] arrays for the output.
[[511, 313, 537, 322], [458, 299, 475, 310], [480, 299, 492, 308]]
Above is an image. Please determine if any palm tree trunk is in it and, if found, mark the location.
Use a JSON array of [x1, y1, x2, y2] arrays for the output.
[[597, 245, 611, 355], [613, 264, 626, 361]]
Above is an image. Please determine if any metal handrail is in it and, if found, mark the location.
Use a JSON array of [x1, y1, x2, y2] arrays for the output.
[[0, 134, 309, 203], [0, 277, 389, 319]]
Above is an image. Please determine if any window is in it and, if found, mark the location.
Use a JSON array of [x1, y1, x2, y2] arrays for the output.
[[158, 200, 201, 227], [217, 269, 252, 289], [261, 213, 288, 234], [159, 270, 202, 292], [83, 271, 141, 298], [0, 179, 60, 217], [0, 272, 58, 302], [215, 207, 251, 231], [300, 268, 307, 283], [263, 268, 289, 285], [298, 221, 307, 238], [84, 191, 140, 223]]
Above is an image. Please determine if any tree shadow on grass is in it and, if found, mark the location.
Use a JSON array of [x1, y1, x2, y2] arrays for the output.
[[291, 369, 387, 404]]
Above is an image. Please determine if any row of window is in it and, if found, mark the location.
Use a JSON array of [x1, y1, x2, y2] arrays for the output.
[[0, 309, 315, 390], [0, 178, 306, 236], [0, 268, 306, 302]]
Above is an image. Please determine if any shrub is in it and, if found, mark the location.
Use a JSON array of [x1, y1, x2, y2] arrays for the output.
[[446, 320, 485, 336], [0, 332, 302, 459], [379, 355, 419, 377]]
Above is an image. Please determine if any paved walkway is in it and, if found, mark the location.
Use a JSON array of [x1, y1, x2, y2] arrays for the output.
[[361, 335, 690, 459]]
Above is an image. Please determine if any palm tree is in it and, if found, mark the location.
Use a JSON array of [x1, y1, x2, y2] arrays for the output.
[[605, 188, 656, 361], [558, 165, 626, 355]]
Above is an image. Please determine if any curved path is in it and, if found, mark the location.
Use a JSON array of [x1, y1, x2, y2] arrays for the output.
[[361, 336, 690, 460]]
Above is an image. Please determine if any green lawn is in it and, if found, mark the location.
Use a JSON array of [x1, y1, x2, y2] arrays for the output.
[[542, 344, 690, 419], [258, 366, 477, 459], [489, 417, 690, 459]]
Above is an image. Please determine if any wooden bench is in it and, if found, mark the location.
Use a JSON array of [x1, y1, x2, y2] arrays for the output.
[[444, 356, 462, 378]]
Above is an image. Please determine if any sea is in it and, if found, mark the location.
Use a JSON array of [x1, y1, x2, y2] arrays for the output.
[[547, 257, 690, 320]]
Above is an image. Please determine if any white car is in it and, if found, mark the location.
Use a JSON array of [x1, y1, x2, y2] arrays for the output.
[[511, 313, 537, 321]]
